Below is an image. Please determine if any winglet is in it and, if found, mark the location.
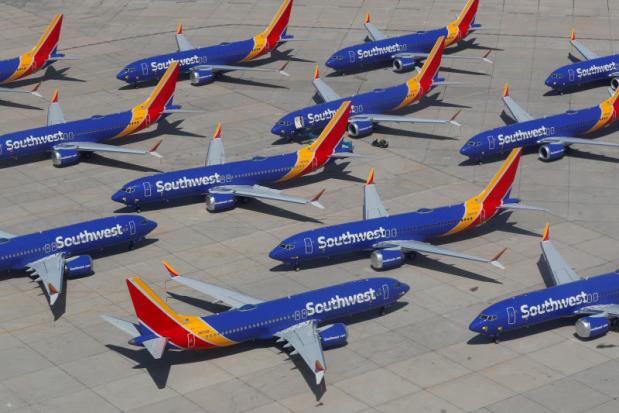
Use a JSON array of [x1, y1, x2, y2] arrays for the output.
[[48, 282, 58, 295], [177, 23, 183, 35], [482, 49, 493, 63], [51, 89, 59, 103], [162, 260, 180, 277], [542, 223, 550, 241], [364, 13, 371, 24], [313, 64, 320, 80], [149, 140, 163, 158], [30, 81, 42, 98], [490, 247, 507, 270], [502, 82, 509, 97], [310, 189, 326, 209], [315, 360, 325, 384], [450, 109, 462, 126], [570, 28, 575, 42], [366, 168, 375, 186], [279, 60, 290, 76], [213, 122, 222, 139]]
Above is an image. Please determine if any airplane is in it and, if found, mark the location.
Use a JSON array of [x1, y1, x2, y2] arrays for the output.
[[324, 0, 491, 74], [111, 100, 358, 212], [116, 0, 295, 86], [470, 223, 619, 342], [270, 147, 545, 271], [0, 14, 75, 98], [271, 36, 461, 141], [0, 61, 190, 167], [460, 83, 619, 162], [0, 215, 156, 307], [545, 30, 619, 92], [102, 260, 409, 386]]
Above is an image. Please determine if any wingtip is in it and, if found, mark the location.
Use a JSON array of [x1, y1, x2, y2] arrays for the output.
[[279, 60, 290, 76], [51, 89, 59, 103], [313, 64, 320, 80], [31, 81, 42, 98], [490, 247, 507, 269], [315, 360, 325, 384], [502, 82, 509, 97], [149, 140, 163, 158], [177, 23, 183, 35], [366, 168, 375, 186], [364, 12, 371, 24], [482, 49, 493, 63], [450, 109, 462, 126], [213, 122, 222, 139], [570, 28, 575, 42], [542, 223, 550, 241], [311, 188, 326, 203], [162, 260, 180, 277]]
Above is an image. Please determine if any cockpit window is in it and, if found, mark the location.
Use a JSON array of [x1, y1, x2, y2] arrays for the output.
[[552, 73, 562, 79], [467, 141, 481, 146], [123, 187, 135, 193], [479, 314, 497, 321], [396, 282, 401, 289], [279, 243, 295, 250]]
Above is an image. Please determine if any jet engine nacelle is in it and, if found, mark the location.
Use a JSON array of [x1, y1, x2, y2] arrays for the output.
[[64, 255, 94, 278], [370, 248, 404, 270], [190, 68, 215, 86], [538, 143, 565, 161], [318, 323, 348, 349], [347, 119, 373, 138], [611, 77, 619, 91], [205, 192, 236, 212], [575, 316, 609, 338], [52, 148, 80, 167], [392, 56, 417, 73]]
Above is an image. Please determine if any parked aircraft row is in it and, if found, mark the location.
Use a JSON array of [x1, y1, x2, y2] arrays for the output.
[[3, 0, 619, 395]]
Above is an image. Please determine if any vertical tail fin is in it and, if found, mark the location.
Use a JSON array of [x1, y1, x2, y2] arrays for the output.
[[126, 277, 180, 337], [140, 61, 180, 113], [477, 147, 523, 207], [413, 36, 445, 91], [452, 0, 479, 38], [308, 101, 352, 156], [261, 0, 294, 48], [603, 86, 619, 114], [31, 14, 63, 61]]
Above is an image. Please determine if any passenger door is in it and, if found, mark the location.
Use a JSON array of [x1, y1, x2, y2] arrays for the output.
[[568, 69, 575, 82], [143, 182, 152, 198], [487, 135, 495, 151], [129, 220, 136, 236], [507, 307, 516, 325], [141, 63, 149, 76], [304, 238, 313, 255], [348, 50, 356, 64]]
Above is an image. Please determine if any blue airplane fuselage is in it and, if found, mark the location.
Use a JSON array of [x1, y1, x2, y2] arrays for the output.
[[0, 58, 21, 83], [546, 55, 619, 91], [460, 106, 606, 160], [0, 215, 156, 271], [117, 40, 255, 84], [470, 272, 619, 338], [325, 28, 448, 72]]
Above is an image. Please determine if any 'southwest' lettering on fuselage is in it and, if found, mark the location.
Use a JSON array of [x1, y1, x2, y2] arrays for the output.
[[155, 173, 225, 193], [305, 288, 377, 316], [317, 227, 391, 249], [55, 224, 124, 249]]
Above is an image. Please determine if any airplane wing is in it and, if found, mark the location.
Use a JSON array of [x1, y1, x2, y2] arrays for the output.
[[363, 14, 386, 41], [26, 253, 65, 306], [209, 185, 326, 209], [47, 90, 65, 126], [352, 112, 461, 127], [540, 224, 581, 286], [163, 261, 263, 308], [175, 24, 195, 52], [392, 51, 493, 64], [364, 168, 388, 220], [0, 230, 16, 240], [54, 141, 162, 158], [312, 66, 340, 102], [206, 123, 225, 166], [577, 304, 619, 318], [275, 320, 326, 385], [501, 83, 533, 122], [374, 239, 506, 269], [192, 62, 289, 76], [538, 136, 619, 149], [0, 82, 42, 98], [570, 30, 598, 61]]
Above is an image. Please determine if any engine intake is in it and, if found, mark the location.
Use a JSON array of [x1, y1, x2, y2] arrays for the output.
[[575, 316, 609, 338], [392, 56, 416, 73], [318, 323, 348, 348], [52, 148, 80, 167], [538, 143, 565, 161], [205, 193, 236, 212], [612, 77, 619, 91], [190, 69, 215, 86], [64, 255, 93, 278], [347, 120, 373, 138], [371, 248, 404, 270]]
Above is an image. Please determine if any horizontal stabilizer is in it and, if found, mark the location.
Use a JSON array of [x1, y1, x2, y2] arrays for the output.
[[101, 314, 141, 338], [143, 337, 168, 359]]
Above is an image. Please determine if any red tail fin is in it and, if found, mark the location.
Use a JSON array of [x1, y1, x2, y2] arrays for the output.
[[126, 277, 181, 336], [262, 0, 293, 49], [478, 148, 522, 209], [142, 61, 179, 114], [31, 15, 63, 62], [453, 0, 478, 38], [308, 101, 352, 157], [414, 36, 445, 91]]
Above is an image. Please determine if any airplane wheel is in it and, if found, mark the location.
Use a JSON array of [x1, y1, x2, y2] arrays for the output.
[[134, 205, 142, 213], [129, 241, 135, 250], [493, 337, 501, 344], [380, 306, 386, 316]]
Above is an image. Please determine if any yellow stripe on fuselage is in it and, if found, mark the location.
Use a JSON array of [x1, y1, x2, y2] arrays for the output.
[[445, 23, 459, 46], [113, 105, 149, 139], [277, 148, 314, 182], [394, 79, 421, 110], [132, 277, 236, 347], [586, 99, 615, 134], [4, 53, 34, 83], [442, 196, 482, 236]]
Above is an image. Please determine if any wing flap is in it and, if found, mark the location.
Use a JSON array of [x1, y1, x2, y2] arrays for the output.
[[275, 320, 326, 385], [210, 185, 325, 209], [363, 168, 388, 220], [27, 253, 65, 306], [55, 141, 162, 158]]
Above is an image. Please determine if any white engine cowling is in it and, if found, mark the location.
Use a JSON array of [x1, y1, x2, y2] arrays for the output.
[[190, 69, 215, 86], [52, 148, 80, 167], [205, 193, 236, 212], [347, 120, 373, 138], [371, 248, 405, 270], [538, 143, 565, 161], [575, 316, 609, 338], [392, 56, 416, 73]]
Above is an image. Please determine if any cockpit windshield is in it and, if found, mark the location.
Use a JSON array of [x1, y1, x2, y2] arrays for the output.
[[279, 243, 295, 250], [479, 314, 497, 321], [123, 187, 135, 193]]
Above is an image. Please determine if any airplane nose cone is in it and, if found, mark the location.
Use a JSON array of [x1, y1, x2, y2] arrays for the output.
[[544, 75, 553, 87], [325, 57, 336, 69], [460, 144, 472, 157], [469, 318, 485, 334], [116, 70, 127, 82], [269, 246, 283, 261], [111, 190, 127, 204], [399, 282, 410, 296], [147, 219, 158, 233]]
